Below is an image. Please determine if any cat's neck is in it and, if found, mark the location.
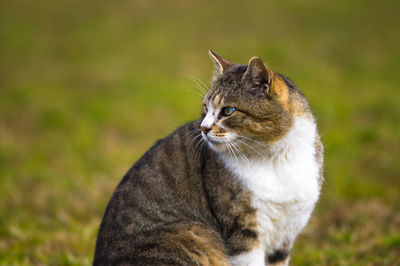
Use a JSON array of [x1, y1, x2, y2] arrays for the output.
[[220, 116, 320, 202]]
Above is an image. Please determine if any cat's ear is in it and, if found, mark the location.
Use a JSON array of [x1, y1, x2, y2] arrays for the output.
[[209, 50, 236, 74], [243, 57, 274, 96], [245, 57, 273, 87]]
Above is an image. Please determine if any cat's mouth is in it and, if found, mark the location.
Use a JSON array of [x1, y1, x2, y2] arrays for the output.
[[202, 132, 221, 144], [201, 132, 233, 151]]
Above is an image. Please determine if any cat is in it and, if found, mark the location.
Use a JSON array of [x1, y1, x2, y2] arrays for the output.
[[93, 50, 324, 266]]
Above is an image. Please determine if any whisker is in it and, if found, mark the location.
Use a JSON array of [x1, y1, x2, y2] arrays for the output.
[[190, 134, 203, 147], [226, 141, 240, 169], [186, 76, 208, 95], [189, 76, 209, 93], [224, 142, 234, 162], [231, 141, 252, 172], [230, 140, 250, 165], [197, 138, 207, 161], [188, 128, 201, 138], [236, 134, 269, 149], [234, 138, 265, 158], [185, 89, 205, 99], [188, 129, 204, 162], [192, 83, 207, 95], [193, 137, 205, 162], [195, 136, 204, 151]]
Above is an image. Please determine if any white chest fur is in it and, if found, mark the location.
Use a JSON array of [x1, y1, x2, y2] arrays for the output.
[[225, 117, 321, 265]]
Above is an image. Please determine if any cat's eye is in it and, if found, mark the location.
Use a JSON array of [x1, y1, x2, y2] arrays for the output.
[[221, 107, 236, 116]]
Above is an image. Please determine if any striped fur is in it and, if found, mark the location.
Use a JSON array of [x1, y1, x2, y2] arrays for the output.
[[94, 52, 323, 265]]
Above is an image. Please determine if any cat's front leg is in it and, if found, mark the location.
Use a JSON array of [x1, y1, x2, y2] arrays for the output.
[[228, 247, 265, 266], [268, 257, 290, 266], [229, 247, 291, 266], [266, 248, 290, 266]]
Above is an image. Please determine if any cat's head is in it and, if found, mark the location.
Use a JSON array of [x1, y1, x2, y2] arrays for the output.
[[200, 50, 311, 157]]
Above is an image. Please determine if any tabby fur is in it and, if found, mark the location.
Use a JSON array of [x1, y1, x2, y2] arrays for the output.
[[94, 51, 323, 266]]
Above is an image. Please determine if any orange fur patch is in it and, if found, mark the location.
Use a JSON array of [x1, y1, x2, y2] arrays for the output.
[[271, 75, 290, 110], [272, 73, 312, 119], [175, 225, 229, 266]]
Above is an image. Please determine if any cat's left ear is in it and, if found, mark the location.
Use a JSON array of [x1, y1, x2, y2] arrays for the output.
[[209, 50, 237, 74], [243, 57, 274, 95]]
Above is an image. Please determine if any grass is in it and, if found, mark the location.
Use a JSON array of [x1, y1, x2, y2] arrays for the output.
[[0, 0, 399, 265]]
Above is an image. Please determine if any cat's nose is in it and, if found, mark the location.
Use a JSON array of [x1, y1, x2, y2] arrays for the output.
[[201, 126, 211, 134]]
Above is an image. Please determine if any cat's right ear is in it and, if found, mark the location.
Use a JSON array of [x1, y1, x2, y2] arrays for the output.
[[243, 57, 274, 97], [245, 57, 273, 87], [209, 50, 236, 75]]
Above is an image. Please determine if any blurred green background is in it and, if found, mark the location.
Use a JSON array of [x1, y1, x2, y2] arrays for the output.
[[1, 0, 399, 265]]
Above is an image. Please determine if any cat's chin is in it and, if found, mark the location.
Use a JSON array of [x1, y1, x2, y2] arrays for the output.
[[201, 133, 229, 152], [205, 141, 225, 152]]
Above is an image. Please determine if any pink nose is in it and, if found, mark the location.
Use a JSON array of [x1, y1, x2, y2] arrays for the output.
[[201, 126, 211, 134]]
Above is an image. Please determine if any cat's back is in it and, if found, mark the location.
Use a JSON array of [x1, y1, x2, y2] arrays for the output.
[[116, 119, 204, 194], [94, 120, 226, 265]]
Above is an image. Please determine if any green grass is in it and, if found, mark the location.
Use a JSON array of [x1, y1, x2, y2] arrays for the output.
[[1, 0, 399, 265]]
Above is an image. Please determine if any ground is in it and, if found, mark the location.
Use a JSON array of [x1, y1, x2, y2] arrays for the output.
[[0, 0, 399, 265]]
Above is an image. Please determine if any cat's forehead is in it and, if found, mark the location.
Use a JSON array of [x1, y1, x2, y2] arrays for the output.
[[206, 67, 247, 107], [206, 82, 240, 108], [205, 93, 225, 109], [216, 66, 247, 85]]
